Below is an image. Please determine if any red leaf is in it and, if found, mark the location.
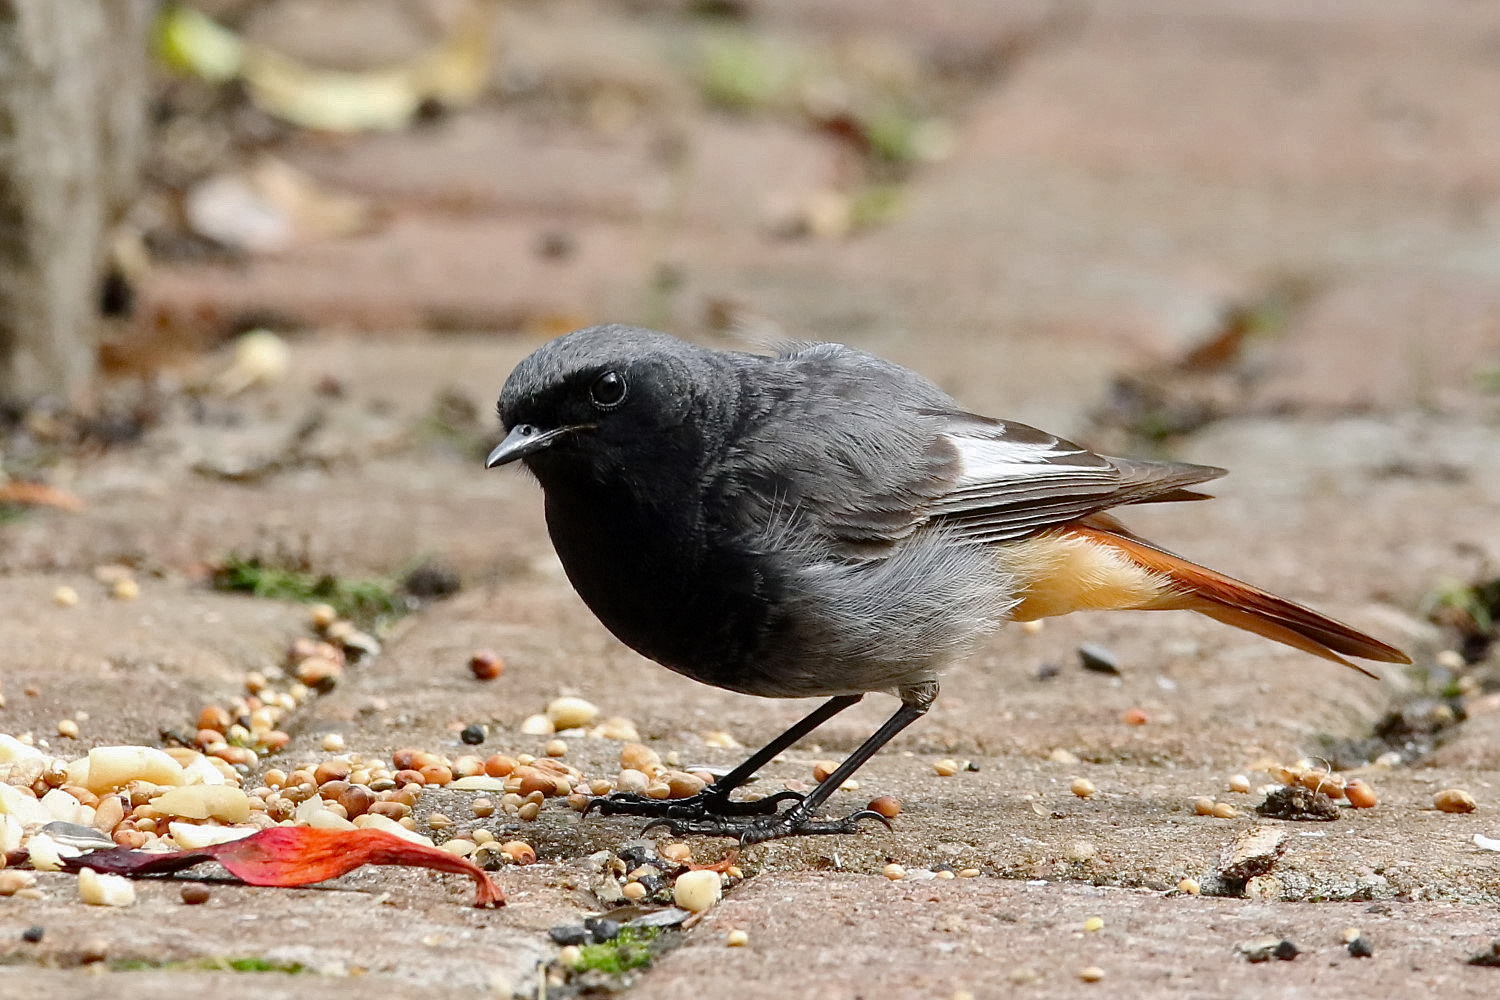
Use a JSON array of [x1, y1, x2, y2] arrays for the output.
[[60, 827, 504, 907]]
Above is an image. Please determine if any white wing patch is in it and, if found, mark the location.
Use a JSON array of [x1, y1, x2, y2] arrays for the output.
[[946, 434, 1090, 486]]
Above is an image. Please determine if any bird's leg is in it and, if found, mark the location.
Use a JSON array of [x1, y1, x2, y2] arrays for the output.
[[649, 683, 936, 843], [585, 694, 863, 821]]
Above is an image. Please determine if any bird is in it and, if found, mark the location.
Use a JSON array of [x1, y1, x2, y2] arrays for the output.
[[487, 324, 1410, 842]]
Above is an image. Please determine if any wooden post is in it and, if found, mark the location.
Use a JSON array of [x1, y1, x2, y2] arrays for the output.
[[0, 0, 152, 411]]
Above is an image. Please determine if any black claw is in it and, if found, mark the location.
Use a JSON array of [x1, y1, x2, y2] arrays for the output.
[[582, 785, 804, 822], [628, 807, 891, 844]]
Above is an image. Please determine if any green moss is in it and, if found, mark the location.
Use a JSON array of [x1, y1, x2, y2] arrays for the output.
[[211, 555, 403, 625], [569, 926, 662, 975]]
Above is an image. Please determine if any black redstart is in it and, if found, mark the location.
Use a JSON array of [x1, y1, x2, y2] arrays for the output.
[[487, 324, 1409, 842]]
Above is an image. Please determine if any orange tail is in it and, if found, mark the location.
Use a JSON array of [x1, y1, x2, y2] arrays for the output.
[[1070, 517, 1411, 676]]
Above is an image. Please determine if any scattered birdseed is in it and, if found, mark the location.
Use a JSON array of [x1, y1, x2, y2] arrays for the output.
[[1192, 797, 1216, 816], [77, 867, 135, 907], [867, 795, 902, 819], [1176, 878, 1201, 895], [1048, 748, 1079, 765], [813, 760, 839, 783], [1211, 802, 1237, 820], [110, 577, 140, 601], [472, 797, 495, 818], [52, 585, 79, 607], [321, 733, 345, 752], [621, 881, 648, 901], [1121, 708, 1149, 726], [883, 863, 907, 881], [1342, 779, 1377, 809], [934, 759, 960, 777], [673, 869, 723, 912], [1434, 788, 1477, 813], [726, 929, 749, 947], [958, 869, 980, 878], [520, 714, 554, 736], [1070, 777, 1096, 799], [1083, 916, 1103, 933], [468, 650, 504, 680], [56, 719, 79, 739], [544, 739, 568, 758], [1228, 774, 1251, 794], [659, 842, 693, 863], [1077, 966, 1105, 982], [180, 884, 211, 905], [545, 696, 599, 731]]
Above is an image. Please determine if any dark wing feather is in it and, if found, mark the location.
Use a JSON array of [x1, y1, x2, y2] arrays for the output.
[[923, 415, 1225, 542], [722, 346, 1223, 556]]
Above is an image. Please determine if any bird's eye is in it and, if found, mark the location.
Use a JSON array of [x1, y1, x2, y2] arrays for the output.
[[589, 370, 627, 409]]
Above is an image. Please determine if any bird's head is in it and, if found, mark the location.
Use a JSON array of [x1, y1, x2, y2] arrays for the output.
[[488, 325, 719, 485]]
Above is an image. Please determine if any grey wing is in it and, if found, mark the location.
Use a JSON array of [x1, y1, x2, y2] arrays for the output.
[[924, 414, 1225, 543]]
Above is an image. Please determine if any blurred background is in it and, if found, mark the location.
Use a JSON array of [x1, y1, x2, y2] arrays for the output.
[[1, 0, 1497, 658]]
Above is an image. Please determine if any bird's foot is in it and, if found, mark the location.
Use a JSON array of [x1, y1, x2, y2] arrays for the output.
[[583, 787, 804, 821], [642, 807, 891, 845]]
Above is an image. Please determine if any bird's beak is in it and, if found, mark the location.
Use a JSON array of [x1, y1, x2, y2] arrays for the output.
[[485, 423, 579, 468]]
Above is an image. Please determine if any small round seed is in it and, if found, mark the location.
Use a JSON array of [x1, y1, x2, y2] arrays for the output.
[[1177, 877, 1201, 895], [544, 739, 568, 758], [883, 863, 906, 881], [472, 797, 495, 818], [1434, 788, 1477, 813], [56, 719, 79, 739], [468, 650, 504, 680], [1070, 777, 1096, 799], [813, 760, 839, 783], [725, 929, 749, 947], [933, 759, 960, 777], [1078, 966, 1105, 983], [867, 795, 902, 819], [1211, 802, 1237, 819], [1192, 797, 1215, 816], [1344, 779, 1377, 809], [1228, 774, 1251, 794], [180, 884, 211, 905]]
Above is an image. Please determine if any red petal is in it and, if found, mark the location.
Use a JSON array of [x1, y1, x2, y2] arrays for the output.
[[61, 827, 504, 907]]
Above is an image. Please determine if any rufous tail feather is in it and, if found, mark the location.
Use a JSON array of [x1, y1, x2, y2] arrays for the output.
[[1070, 517, 1411, 676]]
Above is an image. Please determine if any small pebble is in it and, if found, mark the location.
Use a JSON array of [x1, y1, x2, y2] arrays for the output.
[[557, 944, 582, 967], [1348, 936, 1374, 958], [1077, 642, 1120, 675], [468, 650, 504, 680], [21, 926, 43, 943], [1176, 878, 1201, 895], [1077, 966, 1105, 983], [1066, 841, 1096, 862], [883, 863, 907, 881], [934, 759, 960, 777], [673, 869, 723, 912], [460, 724, 487, 745], [726, 929, 749, 947], [1434, 788, 1477, 813], [180, 884, 211, 905], [1070, 777, 1096, 799]]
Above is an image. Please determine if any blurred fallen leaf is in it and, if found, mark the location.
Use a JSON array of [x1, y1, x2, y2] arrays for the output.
[[0, 482, 84, 512], [156, 0, 501, 133], [186, 156, 374, 253]]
